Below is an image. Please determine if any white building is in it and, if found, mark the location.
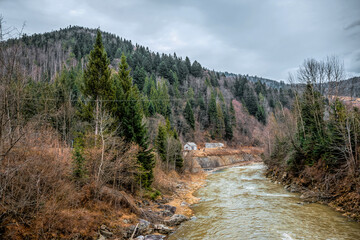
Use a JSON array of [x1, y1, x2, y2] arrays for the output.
[[184, 142, 197, 151], [205, 142, 224, 149]]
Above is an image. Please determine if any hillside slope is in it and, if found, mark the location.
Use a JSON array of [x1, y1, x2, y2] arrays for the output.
[[3, 26, 294, 146]]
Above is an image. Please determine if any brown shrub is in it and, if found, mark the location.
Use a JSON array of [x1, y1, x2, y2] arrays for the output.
[[152, 157, 178, 194], [0, 126, 80, 238], [83, 134, 140, 194], [0, 125, 148, 239]]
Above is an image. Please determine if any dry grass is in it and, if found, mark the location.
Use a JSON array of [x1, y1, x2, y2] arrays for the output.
[[0, 122, 219, 239], [152, 157, 179, 194], [0, 126, 144, 239], [191, 146, 263, 157]]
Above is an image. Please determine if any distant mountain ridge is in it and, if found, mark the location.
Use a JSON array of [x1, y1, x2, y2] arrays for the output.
[[6, 25, 286, 85]]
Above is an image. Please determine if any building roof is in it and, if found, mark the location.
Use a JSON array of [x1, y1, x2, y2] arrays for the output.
[[185, 142, 197, 146]]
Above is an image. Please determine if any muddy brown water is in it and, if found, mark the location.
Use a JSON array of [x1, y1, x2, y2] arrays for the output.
[[168, 163, 360, 240]]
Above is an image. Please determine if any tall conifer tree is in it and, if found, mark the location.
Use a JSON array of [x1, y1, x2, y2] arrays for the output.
[[83, 30, 113, 138], [114, 54, 154, 188], [184, 101, 195, 129]]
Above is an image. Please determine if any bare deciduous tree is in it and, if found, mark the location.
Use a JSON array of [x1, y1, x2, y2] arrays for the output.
[[0, 17, 28, 161]]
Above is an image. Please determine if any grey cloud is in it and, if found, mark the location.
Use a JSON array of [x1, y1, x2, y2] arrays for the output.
[[345, 20, 360, 30], [1, 0, 360, 80]]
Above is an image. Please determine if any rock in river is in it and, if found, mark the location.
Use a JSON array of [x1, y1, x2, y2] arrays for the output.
[[164, 214, 189, 226], [154, 224, 174, 234], [144, 235, 166, 240]]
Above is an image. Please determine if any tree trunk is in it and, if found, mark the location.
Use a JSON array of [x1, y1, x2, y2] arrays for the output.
[[95, 96, 99, 144]]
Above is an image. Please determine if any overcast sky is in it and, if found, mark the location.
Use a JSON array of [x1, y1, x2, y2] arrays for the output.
[[1, 0, 360, 81]]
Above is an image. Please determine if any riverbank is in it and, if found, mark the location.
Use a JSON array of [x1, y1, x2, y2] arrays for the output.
[[188, 147, 263, 172], [116, 172, 207, 240], [265, 166, 360, 222], [125, 149, 263, 239], [124, 149, 264, 239]]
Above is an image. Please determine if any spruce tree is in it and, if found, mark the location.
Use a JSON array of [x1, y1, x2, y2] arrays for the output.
[[72, 133, 87, 181], [229, 100, 236, 127], [148, 101, 156, 116], [224, 108, 233, 140], [243, 85, 259, 116], [155, 122, 184, 172], [184, 101, 195, 129], [187, 87, 196, 107], [157, 81, 171, 117], [177, 61, 189, 83], [216, 103, 225, 138], [133, 66, 146, 91], [114, 54, 154, 188], [208, 92, 218, 128], [191, 60, 203, 77], [325, 99, 347, 167], [158, 61, 169, 79], [292, 83, 326, 170], [82, 29, 113, 138], [185, 56, 191, 73], [156, 124, 167, 162]]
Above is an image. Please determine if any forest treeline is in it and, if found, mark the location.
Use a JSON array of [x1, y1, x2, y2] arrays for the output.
[[264, 57, 360, 220], [3, 25, 296, 145]]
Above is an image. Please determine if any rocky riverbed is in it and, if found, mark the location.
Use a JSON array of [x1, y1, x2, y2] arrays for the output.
[[94, 172, 206, 240], [97, 150, 262, 239]]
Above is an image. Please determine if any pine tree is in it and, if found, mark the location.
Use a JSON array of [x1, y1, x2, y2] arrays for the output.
[[133, 66, 146, 91], [224, 108, 233, 140], [229, 100, 236, 127], [292, 83, 326, 169], [53, 66, 81, 143], [158, 61, 169, 79], [148, 101, 155, 116], [184, 101, 195, 129], [210, 72, 219, 87], [177, 61, 188, 83], [216, 103, 225, 138], [156, 124, 167, 162], [114, 54, 154, 188], [156, 122, 184, 172], [191, 60, 203, 77], [325, 99, 347, 167], [185, 56, 191, 73], [187, 87, 195, 107], [72, 133, 87, 181], [234, 76, 248, 99], [82, 29, 113, 138], [157, 81, 171, 117], [208, 92, 218, 127]]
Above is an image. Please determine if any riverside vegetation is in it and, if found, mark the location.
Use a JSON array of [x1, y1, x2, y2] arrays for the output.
[[1, 18, 360, 239], [264, 58, 360, 220]]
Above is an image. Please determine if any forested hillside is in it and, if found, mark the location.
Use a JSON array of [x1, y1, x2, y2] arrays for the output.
[[3, 25, 294, 146]]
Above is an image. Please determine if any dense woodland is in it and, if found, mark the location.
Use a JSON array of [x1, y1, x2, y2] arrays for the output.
[[1, 21, 359, 238], [2, 25, 296, 146]]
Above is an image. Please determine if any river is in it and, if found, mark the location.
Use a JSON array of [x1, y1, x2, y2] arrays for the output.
[[168, 163, 360, 240]]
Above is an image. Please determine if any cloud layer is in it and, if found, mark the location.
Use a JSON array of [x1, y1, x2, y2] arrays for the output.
[[1, 0, 360, 80]]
